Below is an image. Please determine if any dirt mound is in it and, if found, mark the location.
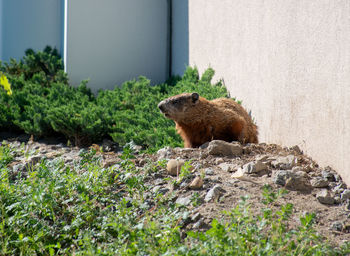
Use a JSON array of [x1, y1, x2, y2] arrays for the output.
[[4, 137, 350, 246]]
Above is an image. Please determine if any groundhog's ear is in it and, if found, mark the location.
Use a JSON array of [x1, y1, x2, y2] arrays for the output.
[[191, 93, 199, 103]]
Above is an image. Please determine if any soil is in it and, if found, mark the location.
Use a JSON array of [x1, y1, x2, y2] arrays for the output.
[[2, 133, 350, 247]]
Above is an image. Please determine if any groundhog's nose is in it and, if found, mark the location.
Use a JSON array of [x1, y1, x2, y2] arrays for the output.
[[158, 102, 165, 112]]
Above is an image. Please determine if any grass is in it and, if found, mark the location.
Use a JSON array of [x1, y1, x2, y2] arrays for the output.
[[0, 142, 349, 255]]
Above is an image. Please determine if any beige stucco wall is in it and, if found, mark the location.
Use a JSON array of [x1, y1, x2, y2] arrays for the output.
[[188, 0, 350, 184]]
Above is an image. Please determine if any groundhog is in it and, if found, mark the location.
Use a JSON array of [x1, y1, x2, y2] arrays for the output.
[[158, 92, 258, 148]]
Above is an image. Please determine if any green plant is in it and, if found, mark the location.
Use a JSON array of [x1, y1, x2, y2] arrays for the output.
[[1, 46, 68, 86]]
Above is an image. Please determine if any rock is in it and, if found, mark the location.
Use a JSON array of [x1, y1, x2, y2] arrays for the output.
[[256, 155, 269, 162], [231, 168, 246, 179], [193, 219, 204, 229], [154, 178, 166, 185], [331, 221, 343, 231], [204, 185, 225, 203], [271, 155, 296, 170], [285, 171, 312, 192], [341, 189, 350, 201], [273, 170, 292, 186], [176, 196, 192, 206], [152, 186, 169, 195], [157, 147, 174, 160], [215, 158, 225, 165], [316, 189, 335, 205], [322, 170, 336, 181], [189, 176, 204, 190], [191, 212, 202, 222], [205, 168, 214, 175], [207, 140, 242, 156], [166, 159, 184, 176], [241, 161, 268, 175], [310, 177, 329, 188], [218, 163, 237, 172]]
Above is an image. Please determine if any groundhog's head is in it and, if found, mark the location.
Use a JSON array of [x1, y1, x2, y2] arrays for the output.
[[158, 93, 200, 121]]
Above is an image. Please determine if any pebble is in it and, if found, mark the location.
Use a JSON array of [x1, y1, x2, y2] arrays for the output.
[[316, 189, 335, 205], [310, 177, 329, 188], [204, 185, 225, 203], [166, 159, 184, 176], [284, 171, 312, 192], [271, 155, 296, 170], [241, 161, 268, 175], [273, 170, 292, 186], [205, 168, 214, 175], [322, 170, 336, 181], [341, 189, 350, 201], [189, 176, 204, 190], [157, 147, 174, 160], [207, 140, 242, 156], [218, 163, 237, 172], [176, 196, 192, 206], [331, 221, 343, 231]]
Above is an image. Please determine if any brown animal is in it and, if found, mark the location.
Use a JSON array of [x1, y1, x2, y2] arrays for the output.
[[158, 93, 258, 148]]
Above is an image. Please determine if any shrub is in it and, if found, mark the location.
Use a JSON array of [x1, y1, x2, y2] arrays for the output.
[[0, 47, 229, 150], [1, 46, 68, 86]]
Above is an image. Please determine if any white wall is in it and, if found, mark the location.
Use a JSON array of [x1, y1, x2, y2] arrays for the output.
[[0, 0, 62, 61], [188, 0, 350, 185], [66, 0, 168, 90]]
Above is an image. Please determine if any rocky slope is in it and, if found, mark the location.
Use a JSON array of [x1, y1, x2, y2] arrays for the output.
[[3, 137, 350, 246]]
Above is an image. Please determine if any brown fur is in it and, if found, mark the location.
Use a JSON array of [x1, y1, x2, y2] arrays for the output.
[[158, 93, 258, 148]]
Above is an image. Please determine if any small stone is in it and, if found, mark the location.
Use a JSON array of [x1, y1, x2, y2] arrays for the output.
[[331, 221, 343, 231], [316, 189, 335, 205], [241, 161, 268, 175], [154, 178, 166, 185], [167, 159, 184, 176], [157, 147, 174, 160], [273, 170, 292, 186], [193, 219, 203, 229], [159, 188, 169, 194], [152, 186, 161, 193], [341, 189, 350, 201], [256, 155, 269, 162], [322, 170, 335, 181], [204, 185, 225, 203], [285, 172, 312, 192], [271, 155, 296, 170], [176, 196, 192, 206], [231, 168, 246, 179], [207, 140, 242, 156], [215, 158, 225, 165], [191, 212, 202, 222], [189, 176, 204, 190], [310, 177, 329, 188], [218, 163, 237, 172], [205, 168, 214, 175]]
